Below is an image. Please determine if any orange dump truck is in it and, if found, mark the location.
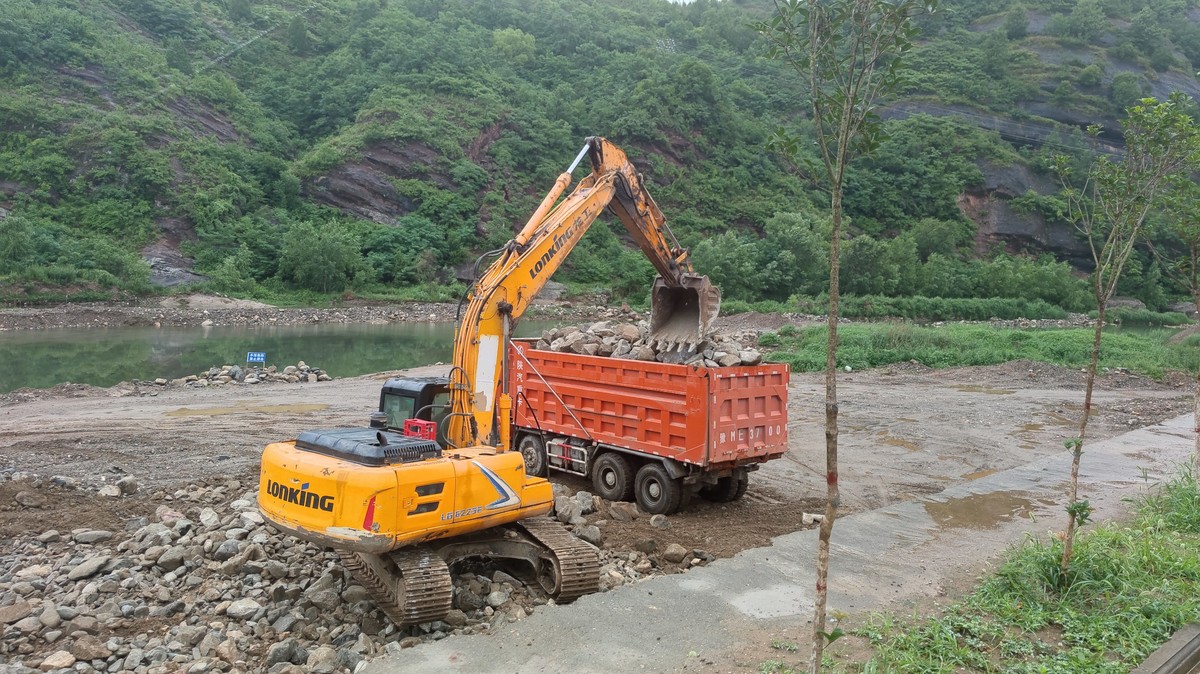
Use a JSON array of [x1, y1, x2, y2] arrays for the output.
[[508, 338, 790, 515]]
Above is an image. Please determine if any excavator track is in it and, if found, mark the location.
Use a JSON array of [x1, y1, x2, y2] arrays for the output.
[[514, 517, 600, 602], [338, 547, 453, 628]]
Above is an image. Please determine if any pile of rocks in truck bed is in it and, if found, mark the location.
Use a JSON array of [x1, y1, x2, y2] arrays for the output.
[[0, 471, 699, 674], [534, 320, 763, 368]]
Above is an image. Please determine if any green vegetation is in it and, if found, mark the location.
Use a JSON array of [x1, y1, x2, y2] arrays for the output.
[[843, 469, 1200, 673], [761, 323, 1199, 377], [0, 0, 1198, 313]]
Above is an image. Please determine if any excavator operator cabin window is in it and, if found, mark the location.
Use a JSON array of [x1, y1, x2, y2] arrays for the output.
[[382, 393, 416, 429]]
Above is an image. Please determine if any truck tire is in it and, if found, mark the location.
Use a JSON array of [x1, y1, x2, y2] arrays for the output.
[[591, 452, 634, 502], [634, 463, 682, 515], [699, 469, 749, 503], [518, 435, 548, 477]]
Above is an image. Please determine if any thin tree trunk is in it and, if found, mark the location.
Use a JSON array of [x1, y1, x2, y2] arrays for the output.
[[1060, 303, 1103, 579], [1194, 297, 1200, 481], [810, 182, 843, 674]]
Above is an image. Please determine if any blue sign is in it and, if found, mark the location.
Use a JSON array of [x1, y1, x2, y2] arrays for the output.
[[247, 351, 267, 364]]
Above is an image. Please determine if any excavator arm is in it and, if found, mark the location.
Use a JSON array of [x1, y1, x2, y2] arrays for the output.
[[446, 137, 719, 451]]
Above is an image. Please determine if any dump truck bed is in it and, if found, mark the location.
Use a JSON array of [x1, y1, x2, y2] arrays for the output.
[[509, 339, 789, 469]]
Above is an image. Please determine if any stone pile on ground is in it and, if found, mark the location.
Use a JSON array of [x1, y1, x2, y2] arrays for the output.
[[535, 320, 763, 367], [137, 361, 332, 389], [0, 471, 705, 674]]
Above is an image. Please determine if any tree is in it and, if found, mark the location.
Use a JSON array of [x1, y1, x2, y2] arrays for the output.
[[755, 1, 931, 670], [1054, 93, 1200, 580], [227, 0, 252, 22], [1005, 3, 1029, 39], [492, 27, 535, 66], [1148, 160, 1200, 478], [278, 221, 362, 293], [164, 37, 193, 75], [287, 16, 310, 55]]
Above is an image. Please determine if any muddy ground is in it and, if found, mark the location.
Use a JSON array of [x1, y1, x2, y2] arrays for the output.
[[0, 301, 1194, 670]]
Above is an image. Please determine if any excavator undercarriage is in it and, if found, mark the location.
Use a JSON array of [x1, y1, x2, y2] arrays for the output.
[[338, 518, 599, 628]]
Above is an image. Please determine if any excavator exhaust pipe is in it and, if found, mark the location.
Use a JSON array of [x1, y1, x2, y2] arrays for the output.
[[649, 274, 721, 351]]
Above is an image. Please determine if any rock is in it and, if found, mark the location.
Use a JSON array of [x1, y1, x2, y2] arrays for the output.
[[199, 507, 221, 527], [37, 529, 61, 543], [608, 502, 640, 522], [38, 604, 61, 629], [0, 601, 33, 624], [98, 484, 122, 498], [615, 323, 641, 342], [226, 598, 262, 620], [575, 525, 603, 546], [117, 475, 139, 495], [156, 505, 185, 523], [632, 346, 657, 361], [213, 539, 241, 561], [716, 352, 742, 367], [444, 609, 468, 627], [486, 590, 510, 608], [306, 645, 339, 673], [663, 543, 689, 564], [12, 490, 45, 508], [39, 651, 75, 670], [739, 349, 763, 366], [574, 491, 596, 515], [156, 547, 187, 571], [454, 587, 484, 612], [215, 638, 241, 664], [649, 514, 671, 529], [70, 634, 112, 660], [633, 539, 658, 554], [267, 638, 298, 665], [67, 555, 110, 580], [306, 590, 340, 611], [554, 496, 582, 524], [72, 529, 113, 544], [802, 512, 825, 525]]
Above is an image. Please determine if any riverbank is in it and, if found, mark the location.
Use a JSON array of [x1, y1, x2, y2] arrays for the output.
[[0, 293, 636, 331]]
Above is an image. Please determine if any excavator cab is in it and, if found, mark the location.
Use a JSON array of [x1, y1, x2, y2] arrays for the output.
[[379, 377, 452, 446], [649, 274, 721, 350]]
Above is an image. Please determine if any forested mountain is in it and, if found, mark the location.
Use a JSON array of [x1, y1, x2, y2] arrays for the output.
[[1, 0, 1198, 310]]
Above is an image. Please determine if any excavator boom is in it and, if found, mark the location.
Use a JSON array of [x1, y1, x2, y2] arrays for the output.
[[447, 136, 720, 450]]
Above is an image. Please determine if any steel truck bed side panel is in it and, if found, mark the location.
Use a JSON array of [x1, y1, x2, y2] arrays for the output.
[[509, 339, 789, 468]]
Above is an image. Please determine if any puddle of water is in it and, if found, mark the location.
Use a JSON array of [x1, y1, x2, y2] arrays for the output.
[[167, 403, 330, 417], [1020, 423, 1045, 432], [877, 433, 921, 451], [961, 468, 999, 481], [1045, 412, 1077, 426], [952, 384, 1016, 395], [895, 417, 918, 423], [925, 491, 1052, 530]]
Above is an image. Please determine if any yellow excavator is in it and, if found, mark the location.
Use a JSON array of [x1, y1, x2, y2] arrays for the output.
[[257, 137, 720, 626]]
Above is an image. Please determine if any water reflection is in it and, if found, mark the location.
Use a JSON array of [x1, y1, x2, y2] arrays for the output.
[[0, 320, 561, 393]]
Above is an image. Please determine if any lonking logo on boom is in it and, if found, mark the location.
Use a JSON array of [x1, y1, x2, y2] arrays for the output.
[[528, 208, 593, 280], [266, 480, 335, 512]]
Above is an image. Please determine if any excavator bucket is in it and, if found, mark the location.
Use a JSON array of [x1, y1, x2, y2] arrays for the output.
[[649, 274, 721, 351]]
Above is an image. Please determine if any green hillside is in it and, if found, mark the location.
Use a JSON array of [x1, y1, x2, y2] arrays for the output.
[[0, 0, 1197, 311]]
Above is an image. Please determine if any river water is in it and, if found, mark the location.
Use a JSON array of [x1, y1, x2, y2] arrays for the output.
[[0, 321, 562, 393]]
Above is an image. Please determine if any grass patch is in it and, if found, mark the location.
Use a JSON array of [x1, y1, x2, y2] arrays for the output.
[[761, 323, 1198, 378], [846, 470, 1200, 673], [1091, 307, 1193, 327], [792, 295, 1072, 321]]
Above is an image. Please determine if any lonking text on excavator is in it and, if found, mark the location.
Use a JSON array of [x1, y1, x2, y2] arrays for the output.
[[257, 137, 721, 626]]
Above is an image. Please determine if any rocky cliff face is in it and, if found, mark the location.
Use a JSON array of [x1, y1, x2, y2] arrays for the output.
[[959, 160, 1093, 268]]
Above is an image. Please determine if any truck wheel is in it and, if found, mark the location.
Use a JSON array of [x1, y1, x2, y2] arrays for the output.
[[517, 435, 547, 477], [699, 469, 749, 503], [634, 463, 682, 515], [591, 453, 634, 502]]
